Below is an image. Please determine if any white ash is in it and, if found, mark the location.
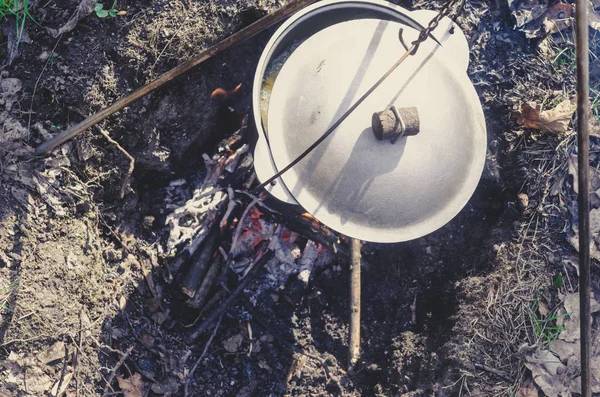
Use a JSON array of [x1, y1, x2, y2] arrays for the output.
[[224, 144, 249, 173], [297, 240, 320, 284], [165, 189, 226, 255], [164, 145, 248, 256], [243, 227, 333, 304]]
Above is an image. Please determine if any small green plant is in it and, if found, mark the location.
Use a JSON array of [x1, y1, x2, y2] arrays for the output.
[[553, 46, 575, 68], [94, 1, 120, 18], [0, 0, 38, 50], [529, 290, 571, 346], [553, 272, 564, 289]]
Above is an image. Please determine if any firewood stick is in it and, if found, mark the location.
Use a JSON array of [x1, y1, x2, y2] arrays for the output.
[[187, 256, 224, 309], [187, 249, 274, 342], [32, 0, 317, 157], [183, 289, 226, 329], [348, 238, 361, 370], [181, 226, 221, 298]]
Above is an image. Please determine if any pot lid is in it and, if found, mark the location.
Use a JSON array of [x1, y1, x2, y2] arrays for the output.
[[266, 17, 486, 242]]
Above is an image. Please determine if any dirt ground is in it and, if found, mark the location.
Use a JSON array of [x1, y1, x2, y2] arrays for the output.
[[1, 0, 599, 396]]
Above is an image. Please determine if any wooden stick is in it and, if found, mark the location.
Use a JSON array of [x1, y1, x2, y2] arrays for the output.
[[181, 225, 221, 298], [575, 0, 591, 395], [32, 0, 317, 157], [102, 346, 134, 396], [183, 313, 224, 397], [348, 238, 361, 371], [187, 256, 223, 309]]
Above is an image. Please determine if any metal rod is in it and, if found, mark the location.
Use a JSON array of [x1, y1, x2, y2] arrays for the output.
[[348, 238, 361, 370], [32, 0, 317, 157], [575, 0, 591, 396]]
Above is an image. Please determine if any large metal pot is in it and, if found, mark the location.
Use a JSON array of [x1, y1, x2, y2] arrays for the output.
[[252, 0, 486, 243]]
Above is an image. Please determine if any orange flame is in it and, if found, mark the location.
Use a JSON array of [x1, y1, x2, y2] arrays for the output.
[[211, 82, 242, 100]]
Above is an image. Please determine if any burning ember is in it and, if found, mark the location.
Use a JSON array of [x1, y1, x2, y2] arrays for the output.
[[162, 128, 338, 323]]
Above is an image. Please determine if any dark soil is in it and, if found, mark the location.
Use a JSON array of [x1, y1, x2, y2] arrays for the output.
[[0, 0, 589, 396]]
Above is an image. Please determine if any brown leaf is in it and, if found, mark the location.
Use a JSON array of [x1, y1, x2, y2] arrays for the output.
[[516, 98, 576, 133], [150, 377, 179, 394], [557, 292, 600, 342], [590, 3, 600, 31], [117, 373, 144, 397], [541, 3, 573, 34], [144, 297, 162, 313], [517, 378, 539, 397]]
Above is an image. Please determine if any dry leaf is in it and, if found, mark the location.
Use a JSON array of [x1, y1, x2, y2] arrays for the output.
[[537, 300, 550, 317], [541, 3, 573, 34], [222, 333, 244, 353], [119, 295, 127, 310], [258, 360, 273, 374], [37, 341, 66, 365], [152, 309, 169, 325], [517, 377, 539, 397], [145, 297, 162, 313], [590, 3, 600, 31], [566, 154, 600, 208], [50, 372, 73, 397], [236, 380, 258, 397], [518, 344, 571, 397], [557, 292, 600, 342], [46, 0, 97, 38], [141, 334, 155, 347], [4, 352, 53, 393], [549, 339, 580, 363], [516, 98, 576, 133], [508, 0, 548, 27], [117, 373, 144, 397]]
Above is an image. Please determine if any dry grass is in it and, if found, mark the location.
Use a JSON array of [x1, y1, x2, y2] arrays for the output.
[[84, 62, 119, 110], [122, 0, 283, 80], [451, 110, 578, 396]]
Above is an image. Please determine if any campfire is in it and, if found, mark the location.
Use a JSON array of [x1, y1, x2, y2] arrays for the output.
[[161, 123, 339, 344]]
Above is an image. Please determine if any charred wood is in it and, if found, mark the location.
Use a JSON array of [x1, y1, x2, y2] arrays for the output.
[[187, 249, 274, 342]]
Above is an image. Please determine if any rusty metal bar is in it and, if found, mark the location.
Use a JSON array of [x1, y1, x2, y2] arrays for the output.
[[575, 0, 591, 396]]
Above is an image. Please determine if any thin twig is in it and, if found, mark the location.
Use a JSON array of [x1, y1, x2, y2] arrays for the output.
[[94, 126, 135, 199], [75, 309, 83, 397], [184, 314, 224, 397], [102, 346, 134, 396], [473, 363, 513, 383]]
